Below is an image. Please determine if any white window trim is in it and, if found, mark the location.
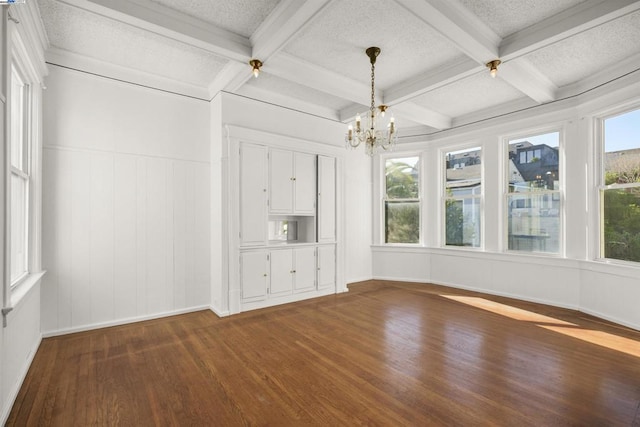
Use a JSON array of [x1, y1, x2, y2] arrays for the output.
[[3, 14, 45, 319], [440, 144, 484, 250], [594, 103, 640, 265], [378, 152, 423, 246], [502, 127, 565, 257]]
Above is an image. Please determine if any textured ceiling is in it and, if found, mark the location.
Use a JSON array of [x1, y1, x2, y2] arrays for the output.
[[458, 0, 587, 37], [35, 0, 640, 137], [147, 0, 281, 37], [525, 10, 640, 88], [283, 0, 466, 90], [38, 0, 228, 86], [412, 72, 526, 118]]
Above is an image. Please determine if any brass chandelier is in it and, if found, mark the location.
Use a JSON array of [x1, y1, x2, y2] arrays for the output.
[[345, 47, 397, 156]]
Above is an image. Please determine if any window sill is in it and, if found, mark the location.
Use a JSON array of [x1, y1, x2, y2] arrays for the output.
[[10, 270, 46, 309]]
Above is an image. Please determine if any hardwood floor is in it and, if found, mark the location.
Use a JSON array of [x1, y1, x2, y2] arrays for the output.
[[9, 280, 640, 426]]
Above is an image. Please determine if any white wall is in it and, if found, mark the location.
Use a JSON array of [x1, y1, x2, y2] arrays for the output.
[[40, 66, 211, 335], [372, 74, 640, 331]]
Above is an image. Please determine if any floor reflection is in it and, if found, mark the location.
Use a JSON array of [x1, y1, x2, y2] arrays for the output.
[[441, 294, 640, 358]]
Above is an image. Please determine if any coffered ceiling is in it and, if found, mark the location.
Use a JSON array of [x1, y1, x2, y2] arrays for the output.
[[36, 0, 640, 138]]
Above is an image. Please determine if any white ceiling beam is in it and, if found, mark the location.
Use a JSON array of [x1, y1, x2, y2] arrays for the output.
[[384, 57, 482, 105], [498, 58, 557, 103], [60, 0, 251, 62], [227, 0, 336, 94], [393, 0, 500, 63], [500, 0, 640, 60], [392, 103, 452, 130], [250, 0, 335, 60], [267, 52, 381, 106], [208, 61, 250, 98]]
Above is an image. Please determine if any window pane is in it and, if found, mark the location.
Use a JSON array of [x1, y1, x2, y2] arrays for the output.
[[604, 109, 640, 184], [445, 147, 481, 189], [602, 109, 640, 262], [385, 201, 419, 244], [445, 197, 481, 247], [602, 188, 640, 262], [507, 194, 559, 253], [385, 157, 419, 199], [11, 174, 28, 283], [508, 133, 559, 191]]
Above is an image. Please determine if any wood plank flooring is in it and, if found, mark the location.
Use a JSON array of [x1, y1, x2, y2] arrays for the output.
[[8, 280, 640, 426]]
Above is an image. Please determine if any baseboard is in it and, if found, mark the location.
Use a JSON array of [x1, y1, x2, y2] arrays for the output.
[[210, 305, 230, 317], [579, 307, 640, 332], [1, 334, 42, 426], [42, 305, 210, 338], [371, 275, 428, 284]]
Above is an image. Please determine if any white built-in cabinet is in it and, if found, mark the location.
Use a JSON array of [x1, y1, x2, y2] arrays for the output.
[[317, 245, 336, 290], [269, 149, 316, 215], [317, 155, 336, 242], [240, 144, 268, 246], [236, 140, 337, 311]]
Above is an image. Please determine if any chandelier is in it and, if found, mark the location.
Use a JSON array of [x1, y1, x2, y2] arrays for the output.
[[345, 47, 397, 156]]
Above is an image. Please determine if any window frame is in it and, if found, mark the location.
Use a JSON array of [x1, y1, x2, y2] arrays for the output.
[[441, 144, 484, 249], [380, 152, 423, 246], [503, 128, 564, 256], [596, 104, 640, 265], [9, 62, 31, 286], [5, 17, 44, 297]]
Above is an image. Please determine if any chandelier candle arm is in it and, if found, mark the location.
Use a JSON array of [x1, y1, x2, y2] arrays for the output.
[[345, 47, 397, 155]]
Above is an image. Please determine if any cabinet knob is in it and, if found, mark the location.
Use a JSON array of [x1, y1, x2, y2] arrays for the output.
[[263, 273, 268, 277]]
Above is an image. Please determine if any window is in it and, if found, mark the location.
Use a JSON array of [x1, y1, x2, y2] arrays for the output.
[[9, 64, 31, 285], [600, 108, 640, 263], [506, 132, 560, 253], [384, 156, 420, 244], [444, 147, 481, 247]]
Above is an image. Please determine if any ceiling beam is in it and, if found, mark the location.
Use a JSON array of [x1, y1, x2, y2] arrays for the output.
[[227, 0, 336, 94], [267, 52, 381, 106], [499, 58, 557, 103], [61, 0, 251, 62], [250, 0, 335, 60], [500, 0, 640, 60], [393, 0, 500, 63], [391, 103, 452, 130], [383, 57, 482, 105]]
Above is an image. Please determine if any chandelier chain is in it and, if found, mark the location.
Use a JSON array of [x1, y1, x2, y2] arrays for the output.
[[370, 60, 375, 114]]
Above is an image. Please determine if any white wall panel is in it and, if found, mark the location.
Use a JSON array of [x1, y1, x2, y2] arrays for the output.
[[41, 66, 211, 334], [114, 155, 138, 319]]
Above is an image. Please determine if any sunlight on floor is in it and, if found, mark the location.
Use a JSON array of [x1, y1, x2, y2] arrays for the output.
[[441, 295, 640, 358]]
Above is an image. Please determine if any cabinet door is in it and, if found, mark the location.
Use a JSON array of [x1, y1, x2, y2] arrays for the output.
[[240, 144, 267, 246], [317, 156, 336, 242], [317, 245, 336, 290], [241, 252, 268, 301], [294, 153, 316, 214], [270, 249, 293, 295], [294, 247, 316, 291], [269, 149, 294, 213]]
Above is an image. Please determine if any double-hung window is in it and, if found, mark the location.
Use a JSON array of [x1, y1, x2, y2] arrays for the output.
[[9, 63, 31, 285], [599, 107, 640, 263], [444, 147, 482, 247], [506, 132, 561, 254], [383, 156, 420, 244]]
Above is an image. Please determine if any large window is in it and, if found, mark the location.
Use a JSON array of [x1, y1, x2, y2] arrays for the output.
[[506, 132, 560, 253], [444, 147, 481, 247], [9, 64, 31, 285], [384, 156, 420, 244], [600, 108, 640, 263]]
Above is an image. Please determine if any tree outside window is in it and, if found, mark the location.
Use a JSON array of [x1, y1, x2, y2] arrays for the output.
[[384, 157, 420, 244], [601, 108, 640, 262]]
